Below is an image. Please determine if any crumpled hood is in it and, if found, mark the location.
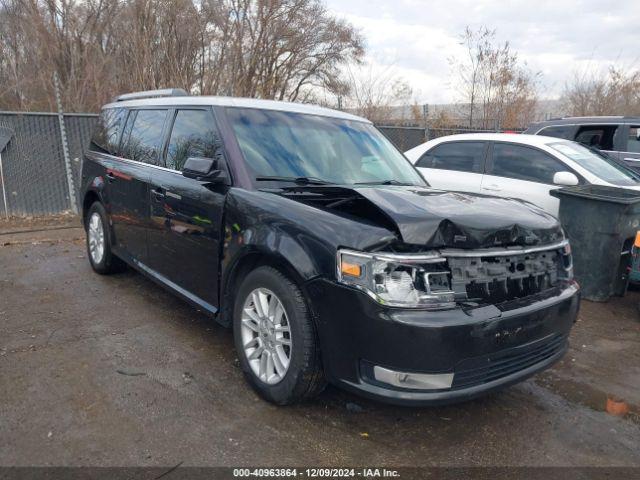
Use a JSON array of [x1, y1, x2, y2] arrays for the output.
[[352, 186, 564, 249]]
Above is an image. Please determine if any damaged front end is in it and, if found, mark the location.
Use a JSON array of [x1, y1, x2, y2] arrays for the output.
[[338, 249, 456, 309], [260, 184, 579, 404], [337, 241, 574, 310], [273, 184, 574, 310]]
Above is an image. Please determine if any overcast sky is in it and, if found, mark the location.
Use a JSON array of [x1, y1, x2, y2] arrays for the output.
[[325, 0, 640, 104]]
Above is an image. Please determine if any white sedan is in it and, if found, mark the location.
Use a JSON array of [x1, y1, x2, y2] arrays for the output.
[[405, 133, 640, 216]]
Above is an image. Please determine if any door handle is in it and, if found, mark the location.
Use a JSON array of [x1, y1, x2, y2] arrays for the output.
[[105, 172, 116, 182], [152, 188, 166, 200], [482, 185, 502, 192]]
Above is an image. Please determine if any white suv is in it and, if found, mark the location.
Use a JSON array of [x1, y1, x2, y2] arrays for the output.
[[405, 133, 640, 216]]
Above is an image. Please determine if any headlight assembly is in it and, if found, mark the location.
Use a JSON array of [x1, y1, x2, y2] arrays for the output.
[[337, 249, 455, 309]]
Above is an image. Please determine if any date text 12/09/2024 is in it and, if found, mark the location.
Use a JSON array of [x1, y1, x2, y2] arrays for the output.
[[232, 468, 401, 478]]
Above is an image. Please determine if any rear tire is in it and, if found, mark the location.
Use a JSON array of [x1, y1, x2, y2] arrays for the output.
[[85, 201, 126, 275], [233, 266, 326, 404]]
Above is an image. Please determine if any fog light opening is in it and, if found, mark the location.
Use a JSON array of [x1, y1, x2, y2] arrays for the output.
[[373, 366, 454, 391]]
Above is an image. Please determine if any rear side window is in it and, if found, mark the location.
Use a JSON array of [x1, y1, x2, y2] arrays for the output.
[[627, 126, 640, 153], [491, 143, 566, 184], [537, 125, 574, 139], [574, 125, 618, 150], [166, 109, 219, 170], [417, 141, 485, 173], [89, 108, 127, 155], [121, 109, 168, 165]]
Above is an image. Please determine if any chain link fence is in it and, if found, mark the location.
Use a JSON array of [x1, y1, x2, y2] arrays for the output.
[[377, 125, 524, 152], [377, 126, 428, 152], [0, 112, 97, 217], [0, 112, 518, 218]]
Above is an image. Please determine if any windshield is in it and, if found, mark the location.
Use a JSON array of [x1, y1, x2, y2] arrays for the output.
[[225, 107, 425, 186], [548, 141, 640, 186]]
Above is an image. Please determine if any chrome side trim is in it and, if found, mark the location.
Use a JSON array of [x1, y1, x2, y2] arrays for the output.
[[439, 239, 568, 258], [134, 259, 218, 314], [86, 150, 182, 175]]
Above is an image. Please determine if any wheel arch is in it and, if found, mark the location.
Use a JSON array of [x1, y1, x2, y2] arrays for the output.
[[82, 190, 101, 226], [219, 248, 315, 328]]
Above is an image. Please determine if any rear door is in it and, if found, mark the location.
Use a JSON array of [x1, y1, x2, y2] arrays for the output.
[[481, 142, 572, 216], [107, 108, 169, 263], [618, 124, 640, 171], [146, 107, 227, 310], [414, 141, 487, 193]]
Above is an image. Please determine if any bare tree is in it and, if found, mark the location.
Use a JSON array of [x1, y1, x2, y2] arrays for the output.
[[199, 0, 363, 101], [342, 63, 418, 124], [0, 0, 364, 112], [562, 65, 640, 116], [449, 26, 539, 129]]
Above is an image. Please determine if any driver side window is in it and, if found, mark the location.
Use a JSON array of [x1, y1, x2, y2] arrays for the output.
[[166, 109, 219, 171], [491, 143, 567, 184], [627, 126, 640, 153], [574, 125, 619, 150]]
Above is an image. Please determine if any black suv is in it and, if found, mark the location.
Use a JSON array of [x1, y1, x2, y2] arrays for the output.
[[524, 116, 640, 171], [81, 89, 579, 405]]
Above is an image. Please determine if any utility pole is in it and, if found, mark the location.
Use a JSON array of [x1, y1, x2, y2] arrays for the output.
[[0, 128, 11, 220], [53, 72, 78, 214], [422, 104, 430, 141]]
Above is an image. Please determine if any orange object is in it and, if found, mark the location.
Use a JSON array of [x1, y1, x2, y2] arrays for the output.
[[606, 396, 629, 416], [341, 260, 362, 277], [634, 231, 640, 248]]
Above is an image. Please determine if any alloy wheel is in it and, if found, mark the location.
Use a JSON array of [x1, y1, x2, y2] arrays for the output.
[[240, 288, 292, 385], [88, 212, 105, 264]]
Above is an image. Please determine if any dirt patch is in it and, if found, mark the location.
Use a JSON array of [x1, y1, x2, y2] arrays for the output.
[[0, 213, 80, 234], [536, 292, 640, 423], [0, 214, 83, 245]]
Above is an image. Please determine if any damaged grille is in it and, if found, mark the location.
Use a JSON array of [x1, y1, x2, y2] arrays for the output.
[[446, 245, 569, 305]]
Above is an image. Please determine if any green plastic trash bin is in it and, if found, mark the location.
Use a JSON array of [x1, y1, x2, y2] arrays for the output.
[[550, 185, 640, 302]]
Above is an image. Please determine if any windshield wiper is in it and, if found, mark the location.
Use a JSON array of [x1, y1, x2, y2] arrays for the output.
[[354, 179, 415, 186], [255, 176, 333, 185]]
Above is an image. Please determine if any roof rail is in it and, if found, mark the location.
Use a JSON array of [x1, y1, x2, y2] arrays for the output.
[[115, 88, 189, 102], [561, 115, 625, 119]]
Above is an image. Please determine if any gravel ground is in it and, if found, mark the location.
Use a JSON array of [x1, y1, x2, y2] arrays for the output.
[[0, 221, 639, 467]]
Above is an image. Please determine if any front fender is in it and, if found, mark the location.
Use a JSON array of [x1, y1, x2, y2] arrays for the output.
[[218, 188, 396, 323]]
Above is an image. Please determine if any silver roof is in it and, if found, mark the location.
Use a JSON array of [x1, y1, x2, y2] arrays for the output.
[[102, 95, 371, 123]]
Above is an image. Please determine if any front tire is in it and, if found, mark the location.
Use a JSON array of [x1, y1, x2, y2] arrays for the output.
[[233, 266, 325, 404], [85, 202, 126, 274]]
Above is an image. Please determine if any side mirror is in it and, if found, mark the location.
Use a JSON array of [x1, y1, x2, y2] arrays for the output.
[[553, 171, 579, 186], [182, 157, 227, 183]]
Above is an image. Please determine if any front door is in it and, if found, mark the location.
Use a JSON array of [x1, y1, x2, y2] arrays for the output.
[[481, 142, 572, 216], [147, 108, 227, 310]]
